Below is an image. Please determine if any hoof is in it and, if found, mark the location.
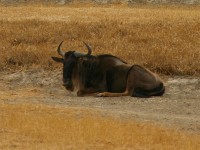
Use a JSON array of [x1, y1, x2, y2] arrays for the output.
[[96, 92, 106, 97]]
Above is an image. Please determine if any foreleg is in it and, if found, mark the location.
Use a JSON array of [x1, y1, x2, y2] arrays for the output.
[[77, 88, 100, 97], [96, 90, 129, 97]]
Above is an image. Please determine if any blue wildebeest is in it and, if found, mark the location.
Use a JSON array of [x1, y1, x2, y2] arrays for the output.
[[52, 41, 165, 97]]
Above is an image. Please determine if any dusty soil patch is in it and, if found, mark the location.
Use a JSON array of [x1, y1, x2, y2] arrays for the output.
[[0, 69, 200, 133]]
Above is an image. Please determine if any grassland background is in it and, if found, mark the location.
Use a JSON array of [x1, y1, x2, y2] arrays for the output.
[[0, 103, 200, 150], [0, 5, 200, 76], [1, 0, 200, 5]]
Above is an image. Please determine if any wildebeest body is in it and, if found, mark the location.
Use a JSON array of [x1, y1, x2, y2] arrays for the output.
[[52, 41, 165, 97], [106, 65, 130, 93], [75, 55, 130, 93]]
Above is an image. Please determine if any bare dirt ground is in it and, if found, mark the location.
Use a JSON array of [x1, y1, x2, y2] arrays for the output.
[[0, 69, 200, 133]]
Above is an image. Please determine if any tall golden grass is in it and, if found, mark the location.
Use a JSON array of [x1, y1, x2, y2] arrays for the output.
[[0, 103, 200, 150], [0, 5, 200, 75]]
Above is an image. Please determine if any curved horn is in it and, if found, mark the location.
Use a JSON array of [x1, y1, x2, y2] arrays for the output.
[[83, 42, 92, 56], [57, 41, 65, 57]]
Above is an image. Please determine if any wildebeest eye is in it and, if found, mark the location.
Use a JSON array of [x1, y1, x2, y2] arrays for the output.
[[78, 57, 83, 62]]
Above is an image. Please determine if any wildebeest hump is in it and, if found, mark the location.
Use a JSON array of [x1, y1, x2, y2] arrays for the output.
[[98, 54, 127, 69]]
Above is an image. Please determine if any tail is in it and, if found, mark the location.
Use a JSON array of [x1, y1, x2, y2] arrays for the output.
[[132, 83, 165, 98]]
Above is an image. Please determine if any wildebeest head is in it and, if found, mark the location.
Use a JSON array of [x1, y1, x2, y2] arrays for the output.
[[51, 41, 92, 91]]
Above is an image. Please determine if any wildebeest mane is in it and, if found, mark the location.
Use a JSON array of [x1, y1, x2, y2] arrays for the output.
[[77, 56, 104, 88], [97, 54, 127, 64]]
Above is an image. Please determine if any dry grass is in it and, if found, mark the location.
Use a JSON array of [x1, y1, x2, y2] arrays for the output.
[[0, 103, 200, 150], [0, 5, 200, 75]]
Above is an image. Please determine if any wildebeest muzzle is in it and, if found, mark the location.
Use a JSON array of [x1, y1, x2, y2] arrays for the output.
[[63, 79, 73, 91]]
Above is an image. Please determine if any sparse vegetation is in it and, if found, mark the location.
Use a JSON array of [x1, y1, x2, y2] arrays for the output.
[[0, 5, 200, 75], [0, 103, 200, 149]]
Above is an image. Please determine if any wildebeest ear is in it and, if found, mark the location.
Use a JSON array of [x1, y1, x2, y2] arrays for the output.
[[51, 57, 64, 63]]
